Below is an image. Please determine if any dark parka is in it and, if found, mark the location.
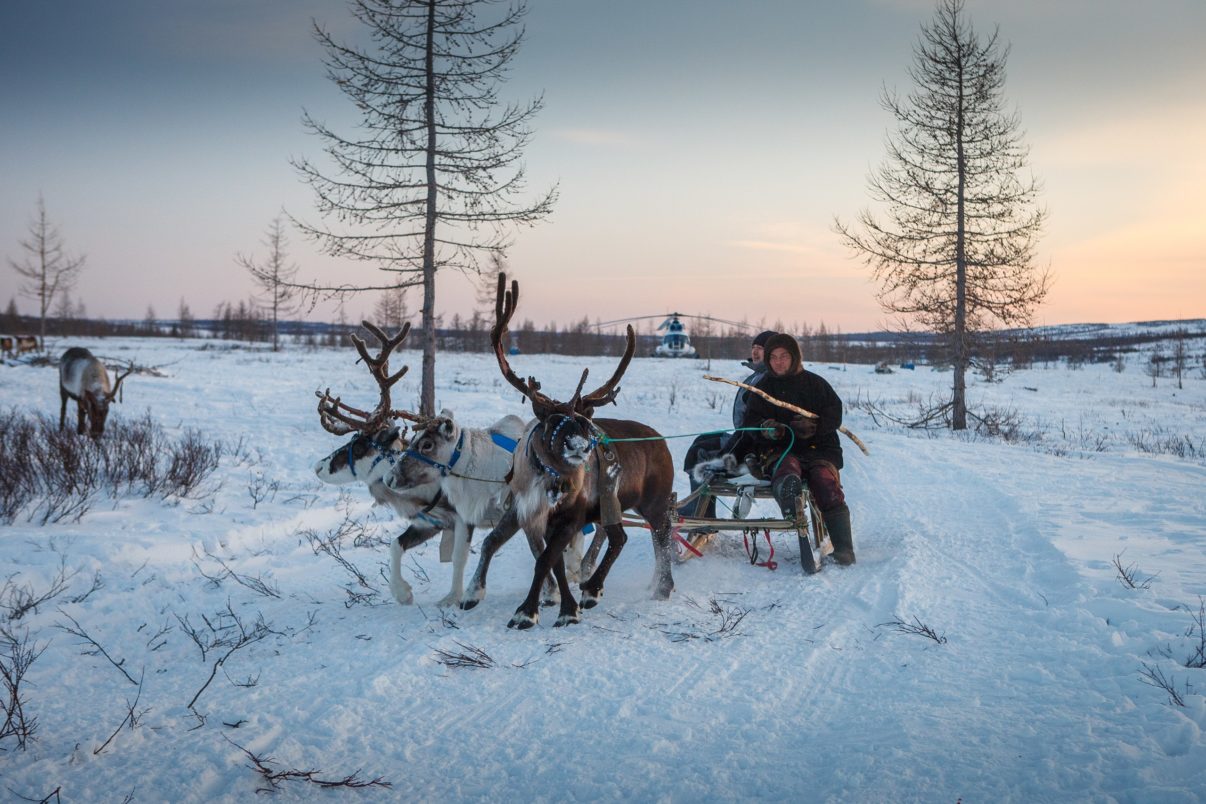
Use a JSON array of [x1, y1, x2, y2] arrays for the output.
[[741, 333, 845, 470]]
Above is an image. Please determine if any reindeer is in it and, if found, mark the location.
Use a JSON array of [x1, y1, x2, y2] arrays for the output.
[[313, 321, 456, 605], [490, 274, 676, 629], [15, 335, 39, 356], [0, 336, 13, 359], [59, 348, 133, 437], [382, 408, 528, 607], [315, 322, 539, 607]]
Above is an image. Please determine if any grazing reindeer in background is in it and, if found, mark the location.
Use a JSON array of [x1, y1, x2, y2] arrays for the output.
[[15, 335, 39, 356], [0, 336, 13, 358], [491, 273, 676, 629], [59, 347, 133, 437], [314, 321, 452, 605]]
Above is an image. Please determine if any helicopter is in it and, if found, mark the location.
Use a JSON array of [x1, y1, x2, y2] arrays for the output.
[[595, 313, 752, 358]]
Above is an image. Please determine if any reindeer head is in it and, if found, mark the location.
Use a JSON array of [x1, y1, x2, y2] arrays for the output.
[[314, 321, 416, 485], [491, 273, 635, 479], [384, 408, 461, 490]]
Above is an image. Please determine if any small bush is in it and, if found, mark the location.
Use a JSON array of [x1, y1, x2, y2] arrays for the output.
[[0, 409, 224, 525]]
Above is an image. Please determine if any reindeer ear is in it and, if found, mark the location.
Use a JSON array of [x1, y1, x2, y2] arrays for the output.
[[440, 418, 455, 439]]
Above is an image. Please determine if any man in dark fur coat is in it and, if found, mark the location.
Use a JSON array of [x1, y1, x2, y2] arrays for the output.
[[741, 332, 855, 565]]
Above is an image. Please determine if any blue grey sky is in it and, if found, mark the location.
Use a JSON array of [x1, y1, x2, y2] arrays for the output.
[[2, 1, 1203, 330]]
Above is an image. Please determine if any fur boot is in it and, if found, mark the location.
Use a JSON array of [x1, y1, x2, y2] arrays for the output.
[[824, 508, 855, 565]]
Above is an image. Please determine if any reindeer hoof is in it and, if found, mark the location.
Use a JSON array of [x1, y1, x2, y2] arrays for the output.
[[508, 610, 538, 629], [580, 589, 602, 609], [554, 609, 581, 627], [437, 592, 460, 608], [390, 585, 414, 606], [459, 598, 480, 611]]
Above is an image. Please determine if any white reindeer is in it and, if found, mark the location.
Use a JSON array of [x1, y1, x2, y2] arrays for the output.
[[314, 321, 470, 606], [312, 423, 456, 605], [384, 409, 527, 607], [59, 347, 133, 437]]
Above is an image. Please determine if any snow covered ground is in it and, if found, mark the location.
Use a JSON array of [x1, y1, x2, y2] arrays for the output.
[[2, 336, 1204, 802]]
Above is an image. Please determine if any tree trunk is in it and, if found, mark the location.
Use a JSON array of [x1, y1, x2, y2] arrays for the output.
[[952, 33, 969, 431], [420, 0, 438, 416]]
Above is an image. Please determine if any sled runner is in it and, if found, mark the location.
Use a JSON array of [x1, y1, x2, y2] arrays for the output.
[[624, 474, 833, 574]]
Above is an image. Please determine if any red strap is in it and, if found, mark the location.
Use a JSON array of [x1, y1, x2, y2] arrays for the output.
[[675, 532, 704, 558], [742, 529, 777, 571]]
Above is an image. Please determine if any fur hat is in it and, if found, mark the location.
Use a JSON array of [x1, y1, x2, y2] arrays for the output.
[[762, 333, 802, 375], [752, 330, 777, 348]]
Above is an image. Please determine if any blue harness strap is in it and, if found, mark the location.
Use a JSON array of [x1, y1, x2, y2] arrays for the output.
[[404, 429, 466, 477], [491, 432, 518, 453]]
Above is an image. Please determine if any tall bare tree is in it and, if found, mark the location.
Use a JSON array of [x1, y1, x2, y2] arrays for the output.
[[238, 216, 300, 352], [835, 0, 1048, 430], [292, 0, 555, 414], [7, 195, 87, 349]]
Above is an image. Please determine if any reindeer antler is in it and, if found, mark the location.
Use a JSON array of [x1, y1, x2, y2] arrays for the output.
[[491, 273, 556, 410], [577, 325, 635, 414], [107, 362, 136, 403], [316, 320, 413, 435]]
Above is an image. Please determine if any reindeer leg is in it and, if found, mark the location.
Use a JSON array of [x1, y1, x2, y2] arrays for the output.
[[520, 524, 560, 606], [76, 401, 87, 435], [59, 388, 68, 431], [509, 527, 575, 630], [461, 508, 519, 611], [552, 548, 581, 628], [648, 500, 676, 601], [438, 519, 472, 608], [580, 523, 629, 609], [389, 523, 439, 605], [578, 528, 606, 582]]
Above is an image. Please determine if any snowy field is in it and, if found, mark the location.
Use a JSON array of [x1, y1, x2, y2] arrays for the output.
[[2, 335, 1205, 802]]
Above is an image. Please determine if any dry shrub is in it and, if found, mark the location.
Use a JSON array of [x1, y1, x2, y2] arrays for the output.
[[0, 409, 224, 525]]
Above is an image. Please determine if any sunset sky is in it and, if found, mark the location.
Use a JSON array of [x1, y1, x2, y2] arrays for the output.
[[2, 0, 1203, 333]]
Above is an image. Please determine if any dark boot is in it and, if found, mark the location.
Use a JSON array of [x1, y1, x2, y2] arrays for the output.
[[824, 508, 855, 565], [772, 474, 802, 520]]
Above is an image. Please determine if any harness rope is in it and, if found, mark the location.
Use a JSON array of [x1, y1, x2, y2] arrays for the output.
[[403, 429, 518, 483]]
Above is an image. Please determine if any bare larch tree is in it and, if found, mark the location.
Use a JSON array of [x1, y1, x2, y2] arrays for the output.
[[292, 0, 556, 414], [7, 195, 87, 349], [238, 216, 300, 352], [835, 0, 1049, 430]]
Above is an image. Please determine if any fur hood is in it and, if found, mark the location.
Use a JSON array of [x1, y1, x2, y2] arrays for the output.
[[762, 333, 803, 375]]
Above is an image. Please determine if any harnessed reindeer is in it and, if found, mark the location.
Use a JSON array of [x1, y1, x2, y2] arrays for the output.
[[491, 274, 676, 629], [383, 408, 525, 607], [384, 406, 599, 609], [313, 322, 455, 605], [59, 347, 133, 437], [315, 321, 561, 608]]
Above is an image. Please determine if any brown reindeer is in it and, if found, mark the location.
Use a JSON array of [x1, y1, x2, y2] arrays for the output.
[[59, 348, 133, 437], [491, 274, 676, 629]]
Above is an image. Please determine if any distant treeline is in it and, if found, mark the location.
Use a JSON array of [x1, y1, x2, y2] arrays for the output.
[[3, 303, 1203, 368]]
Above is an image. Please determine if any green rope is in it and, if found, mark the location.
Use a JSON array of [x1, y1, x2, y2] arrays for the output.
[[602, 425, 796, 481], [599, 426, 769, 444]]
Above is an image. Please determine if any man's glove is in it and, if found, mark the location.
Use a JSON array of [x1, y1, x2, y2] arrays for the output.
[[760, 419, 787, 441], [788, 415, 818, 440]]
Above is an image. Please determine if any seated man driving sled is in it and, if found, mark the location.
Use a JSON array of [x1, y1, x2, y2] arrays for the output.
[[739, 333, 855, 566]]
